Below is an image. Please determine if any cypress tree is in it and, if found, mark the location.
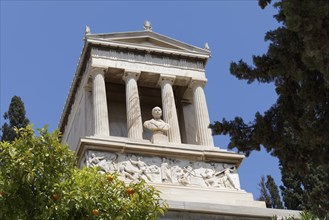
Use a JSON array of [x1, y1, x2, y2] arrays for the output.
[[258, 175, 284, 209], [258, 176, 271, 208], [1, 96, 30, 142], [265, 175, 283, 209], [210, 0, 329, 216], [279, 163, 304, 210]]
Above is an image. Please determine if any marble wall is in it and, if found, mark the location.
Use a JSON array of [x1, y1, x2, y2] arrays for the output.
[[65, 92, 86, 151]]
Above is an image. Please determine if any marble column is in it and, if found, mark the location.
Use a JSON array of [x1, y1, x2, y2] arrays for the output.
[[158, 75, 181, 144], [92, 69, 110, 136], [190, 80, 214, 146], [123, 71, 143, 140]]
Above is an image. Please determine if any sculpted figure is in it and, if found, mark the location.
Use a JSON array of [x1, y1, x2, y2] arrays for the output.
[[88, 153, 112, 173], [130, 157, 153, 182], [161, 158, 172, 183], [118, 162, 135, 180], [171, 165, 182, 184], [200, 169, 216, 187], [143, 107, 170, 144], [88, 153, 104, 166], [177, 166, 193, 186], [217, 165, 238, 189], [144, 107, 169, 133]]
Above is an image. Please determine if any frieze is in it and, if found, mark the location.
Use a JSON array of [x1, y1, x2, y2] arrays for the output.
[[91, 48, 205, 70], [84, 150, 241, 190]]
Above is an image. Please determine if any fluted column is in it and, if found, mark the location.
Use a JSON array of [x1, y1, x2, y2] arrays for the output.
[[190, 80, 214, 146], [92, 69, 110, 136], [123, 71, 143, 140], [158, 75, 181, 143]]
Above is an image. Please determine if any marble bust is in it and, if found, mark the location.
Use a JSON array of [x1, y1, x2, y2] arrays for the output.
[[144, 106, 170, 144]]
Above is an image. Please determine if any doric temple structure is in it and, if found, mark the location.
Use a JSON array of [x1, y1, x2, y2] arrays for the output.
[[59, 22, 300, 219]]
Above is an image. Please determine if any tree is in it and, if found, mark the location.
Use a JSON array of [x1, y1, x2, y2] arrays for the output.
[[0, 126, 167, 220], [210, 0, 329, 217], [1, 96, 29, 142], [258, 176, 271, 208], [265, 175, 283, 209], [279, 164, 304, 210], [258, 175, 283, 209]]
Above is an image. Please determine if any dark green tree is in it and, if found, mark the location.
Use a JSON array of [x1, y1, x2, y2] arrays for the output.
[[258, 176, 271, 208], [279, 163, 304, 210], [1, 96, 29, 142], [265, 175, 283, 209], [258, 175, 283, 209], [210, 0, 329, 217]]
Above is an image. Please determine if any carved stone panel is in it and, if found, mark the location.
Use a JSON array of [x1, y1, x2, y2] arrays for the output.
[[84, 150, 241, 190], [91, 48, 205, 70]]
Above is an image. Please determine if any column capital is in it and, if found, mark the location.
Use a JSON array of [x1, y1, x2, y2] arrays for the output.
[[158, 74, 176, 87], [89, 67, 106, 79], [84, 84, 92, 92], [189, 79, 207, 90], [122, 70, 141, 82]]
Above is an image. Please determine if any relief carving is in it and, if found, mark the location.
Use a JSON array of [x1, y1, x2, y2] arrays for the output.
[[161, 158, 172, 183], [85, 151, 240, 190], [129, 157, 154, 182], [87, 153, 117, 173]]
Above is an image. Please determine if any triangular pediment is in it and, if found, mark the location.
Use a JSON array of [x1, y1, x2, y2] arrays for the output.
[[112, 37, 183, 50], [86, 31, 210, 57]]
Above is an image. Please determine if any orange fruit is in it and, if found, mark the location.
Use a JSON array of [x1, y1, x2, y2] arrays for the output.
[[51, 193, 60, 201], [92, 208, 100, 216], [107, 174, 114, 182], [127, 188, 135, 196]]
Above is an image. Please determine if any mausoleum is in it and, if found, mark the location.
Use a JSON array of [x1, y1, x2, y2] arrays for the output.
[[58, 22, 300, 219]]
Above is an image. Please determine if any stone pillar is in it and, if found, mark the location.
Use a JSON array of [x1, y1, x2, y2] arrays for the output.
[[123, 71, 143, 140], [190, 80, 214, 146], [92, 69, 110, 136], [158, 75, 181, 144]]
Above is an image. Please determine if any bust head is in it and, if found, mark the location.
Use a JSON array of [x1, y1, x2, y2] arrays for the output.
[[152, 106, 162, 119]]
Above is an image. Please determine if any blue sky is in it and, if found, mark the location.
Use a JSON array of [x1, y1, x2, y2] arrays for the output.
[[1, 1, 281, 200]]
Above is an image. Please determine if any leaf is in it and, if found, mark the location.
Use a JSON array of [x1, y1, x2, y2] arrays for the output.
[[9, 147, 17, 158]]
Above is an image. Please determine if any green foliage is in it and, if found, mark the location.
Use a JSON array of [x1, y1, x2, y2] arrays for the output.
[[52, 168, 167, 220], [299, 211, 326, 220], [272, 211, 325, 220], [0, 126, 167, 220], [1, 96, 30, 142], [210, 0, 329, 217], [279, 164, 304, 210], [0, 125, 75, 219], [258, 0, 272, 10], [258, 176, 271, 208], [266, 175, 283, 209], [258, 175, 283, 209]]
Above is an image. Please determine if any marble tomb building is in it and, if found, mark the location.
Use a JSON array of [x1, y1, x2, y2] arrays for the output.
[[59, 22, 300, 219]]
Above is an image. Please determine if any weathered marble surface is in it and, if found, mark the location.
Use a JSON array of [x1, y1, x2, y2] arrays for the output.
[[159, 75, 181, 144], [190, 80, 214, 147], [91, 48, 206, 71], [92, 69, 110, 136], [123, 71, 143, 139], [85, 150, 240, 190]]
